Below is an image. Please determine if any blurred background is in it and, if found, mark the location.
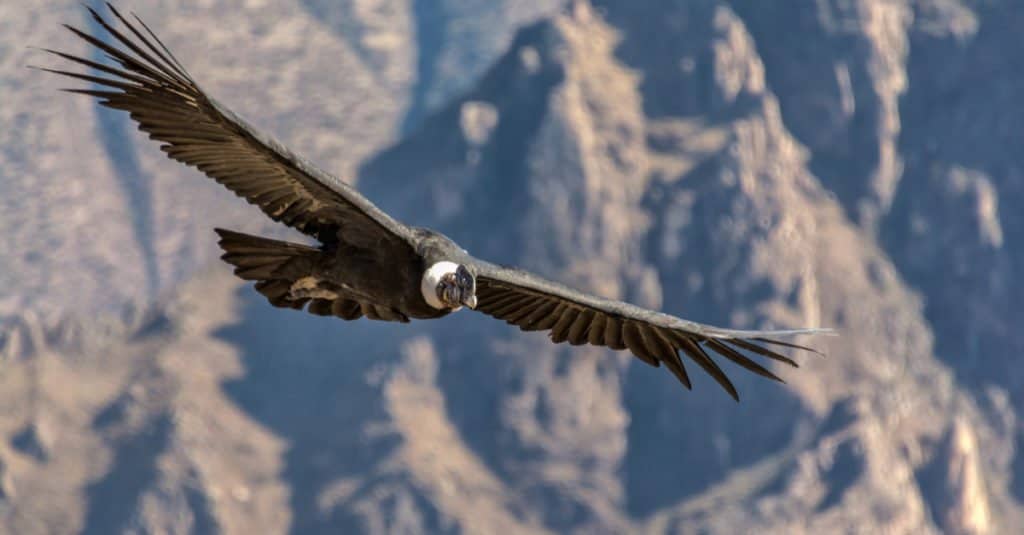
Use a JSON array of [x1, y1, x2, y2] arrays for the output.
[[1, 0, 1020, 533]]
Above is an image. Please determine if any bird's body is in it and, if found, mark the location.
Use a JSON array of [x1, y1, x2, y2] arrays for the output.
[[218, 226, 470, 322], [42, 3, 835, 401]]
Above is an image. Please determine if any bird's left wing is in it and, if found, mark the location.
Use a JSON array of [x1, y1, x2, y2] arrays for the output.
[[39, 4, 415, 248], [470, 262, 834, 400]]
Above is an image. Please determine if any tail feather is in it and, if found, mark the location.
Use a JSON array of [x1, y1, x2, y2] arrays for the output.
[[216, 227, 317, 310], [215, 228, 318, 282], [214, 228, 375, 321]]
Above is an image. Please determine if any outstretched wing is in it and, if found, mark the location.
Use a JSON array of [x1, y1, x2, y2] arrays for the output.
[[40, 3, 414, 248], [470, 262, 834, 400]]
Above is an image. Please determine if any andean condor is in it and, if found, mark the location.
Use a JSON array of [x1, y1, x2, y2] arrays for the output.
[[40, 3, 835, 401]]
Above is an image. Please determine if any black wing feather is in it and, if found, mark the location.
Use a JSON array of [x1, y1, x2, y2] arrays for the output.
[[470, 262, 835, 401], [41, 3, 415, 250]]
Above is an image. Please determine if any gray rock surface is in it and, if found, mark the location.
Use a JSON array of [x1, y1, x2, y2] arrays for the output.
[[0, 0, 1019, 533]]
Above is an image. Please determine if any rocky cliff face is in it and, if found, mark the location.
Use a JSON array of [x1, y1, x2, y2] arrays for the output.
[[0, 1, 1020, 534]]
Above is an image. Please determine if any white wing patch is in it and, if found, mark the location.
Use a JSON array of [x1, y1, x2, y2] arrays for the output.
[[290, 276, 339, 300], [421, 261, 461, 310]]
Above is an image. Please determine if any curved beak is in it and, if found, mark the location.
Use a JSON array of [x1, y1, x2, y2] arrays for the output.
[[462, 295, 478, 310]]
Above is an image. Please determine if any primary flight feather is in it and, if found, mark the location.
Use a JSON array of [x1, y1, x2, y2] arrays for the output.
[[42, 3, 834, 400]]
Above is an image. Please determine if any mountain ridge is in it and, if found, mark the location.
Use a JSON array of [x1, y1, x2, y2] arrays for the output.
[[0, 1, 1018, 533]]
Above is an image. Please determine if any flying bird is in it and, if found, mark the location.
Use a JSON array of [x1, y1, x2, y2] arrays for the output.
[[41, 4, 834, 400]]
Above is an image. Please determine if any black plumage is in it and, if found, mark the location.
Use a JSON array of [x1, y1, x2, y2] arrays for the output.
[[41, 3, 835, 400]]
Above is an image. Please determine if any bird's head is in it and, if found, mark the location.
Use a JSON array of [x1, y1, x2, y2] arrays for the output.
[[422, 261, 477, 310]]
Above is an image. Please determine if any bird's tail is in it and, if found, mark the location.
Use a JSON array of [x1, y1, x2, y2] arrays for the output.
[[214, 228, 320, 309]]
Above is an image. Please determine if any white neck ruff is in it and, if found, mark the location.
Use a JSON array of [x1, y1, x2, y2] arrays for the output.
[[421, 261, 461, 310]]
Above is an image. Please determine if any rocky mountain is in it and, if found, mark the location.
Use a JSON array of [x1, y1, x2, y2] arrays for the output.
[[0, 0, 1020, 533]]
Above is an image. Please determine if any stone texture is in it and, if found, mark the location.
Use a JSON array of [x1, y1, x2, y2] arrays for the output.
[[0, 0, 1021, 533]]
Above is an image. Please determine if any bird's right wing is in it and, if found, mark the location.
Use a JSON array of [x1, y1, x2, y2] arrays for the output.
[[40, 4, 415, 249], [471, 262, 835, 400]]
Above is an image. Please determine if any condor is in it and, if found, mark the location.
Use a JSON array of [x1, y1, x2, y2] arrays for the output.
[[42, 4, 834, 401]]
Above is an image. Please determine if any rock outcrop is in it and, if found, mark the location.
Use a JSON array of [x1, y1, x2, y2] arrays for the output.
[[1, 1, 1021, 533]]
